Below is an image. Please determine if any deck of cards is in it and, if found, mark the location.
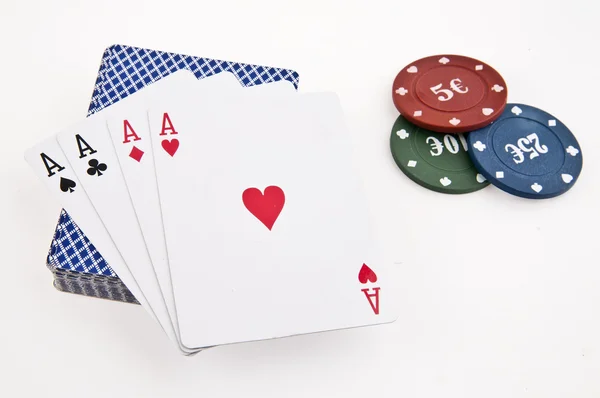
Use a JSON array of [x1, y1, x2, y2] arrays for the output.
[[25, 54, 399, 354]]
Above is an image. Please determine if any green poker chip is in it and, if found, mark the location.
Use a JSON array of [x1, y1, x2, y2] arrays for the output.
[[390, 115, 490, 194]]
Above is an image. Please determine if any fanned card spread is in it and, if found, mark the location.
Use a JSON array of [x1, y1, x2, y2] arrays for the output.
[[27, 46, 398, 354]]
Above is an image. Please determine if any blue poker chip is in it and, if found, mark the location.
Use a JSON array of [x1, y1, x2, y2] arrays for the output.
[[467, 104, 582, 199]]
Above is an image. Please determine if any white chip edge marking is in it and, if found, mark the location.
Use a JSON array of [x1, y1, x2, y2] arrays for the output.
[[473, 141, 487, 152], [566, 146, 580, 156], [396, 129, 409, 139]]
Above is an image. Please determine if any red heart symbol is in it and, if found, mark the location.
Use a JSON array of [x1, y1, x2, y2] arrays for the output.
[[242, 186, 285, 230], [358, 264, 377, 284], [161, 139, 179, 157]]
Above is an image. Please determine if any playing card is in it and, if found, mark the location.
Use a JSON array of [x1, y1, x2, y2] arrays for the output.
[[24, 139, 160, 328], [55, 71, 205, 354], [149, 91, 398, 348], [88, 44, 300, 115]]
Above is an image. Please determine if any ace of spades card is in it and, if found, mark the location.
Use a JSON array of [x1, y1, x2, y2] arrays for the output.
[[24, 137, 164, 335], [149, 90, 399, 348]]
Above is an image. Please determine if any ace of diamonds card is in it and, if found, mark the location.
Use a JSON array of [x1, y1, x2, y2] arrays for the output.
[[148, 90, 399, 348]]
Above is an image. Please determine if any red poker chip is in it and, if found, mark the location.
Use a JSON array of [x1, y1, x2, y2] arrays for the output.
[[392, 55, 508, 133]]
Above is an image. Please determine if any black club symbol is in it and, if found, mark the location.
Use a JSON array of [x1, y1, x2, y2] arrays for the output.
[[87, 158, 107, 176]]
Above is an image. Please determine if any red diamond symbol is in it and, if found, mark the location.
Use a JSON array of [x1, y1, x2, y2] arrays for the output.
[[129, 146, 144, 162]]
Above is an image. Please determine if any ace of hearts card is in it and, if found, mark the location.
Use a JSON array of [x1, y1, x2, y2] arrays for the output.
[[148, 89, 399, 348]]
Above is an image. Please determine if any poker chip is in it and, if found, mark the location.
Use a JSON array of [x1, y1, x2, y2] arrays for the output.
[[392, 55, 508, 133], [467, 104, 583, 199], [390, 115, 490, 194]]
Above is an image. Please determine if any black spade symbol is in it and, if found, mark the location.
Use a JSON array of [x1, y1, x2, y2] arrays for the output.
[[59, 177, 76, 193]]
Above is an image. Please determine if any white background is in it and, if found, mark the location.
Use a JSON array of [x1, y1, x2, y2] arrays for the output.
[[1, 0, 598, 396]]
